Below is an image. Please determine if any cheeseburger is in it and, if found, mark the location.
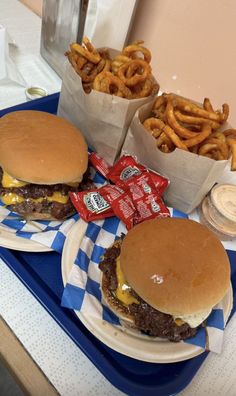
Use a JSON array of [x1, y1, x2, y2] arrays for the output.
[[99, 218, 231, 342], [0, 110, 91, 220]]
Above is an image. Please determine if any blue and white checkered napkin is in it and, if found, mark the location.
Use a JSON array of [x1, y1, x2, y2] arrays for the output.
[[61, 208, 231, 354], [0, 168, 105, 253]]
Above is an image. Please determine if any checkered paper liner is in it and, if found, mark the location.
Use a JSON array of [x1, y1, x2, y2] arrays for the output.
[[61, 208, 232, 354], [0, 168, 105, 253]]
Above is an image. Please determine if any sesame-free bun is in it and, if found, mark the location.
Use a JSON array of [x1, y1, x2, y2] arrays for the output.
[[0, 110, 88, 184], [120, 218, 230, 316]]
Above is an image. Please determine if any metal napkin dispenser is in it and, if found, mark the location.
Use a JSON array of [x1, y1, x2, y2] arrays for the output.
[[40, 0, 138, 78], [40, 0, 89, 78]]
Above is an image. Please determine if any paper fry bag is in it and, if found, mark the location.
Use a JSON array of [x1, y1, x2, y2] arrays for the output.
[[57, 59, 159, 165], [122, 100, 229, 213]]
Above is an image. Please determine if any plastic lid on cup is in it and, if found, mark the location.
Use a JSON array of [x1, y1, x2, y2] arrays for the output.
[[200, 196, 236, 239], [210, 184, 236, 223], [25, 86, 48, 100]]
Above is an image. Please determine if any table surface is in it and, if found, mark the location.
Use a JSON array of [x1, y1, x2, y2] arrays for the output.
[[0, 1, 236, 396], [0, 317, 58, 396]]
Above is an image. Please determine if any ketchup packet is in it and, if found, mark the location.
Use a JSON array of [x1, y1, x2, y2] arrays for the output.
[[69, 185, 137, 228], [123, 172, 170, 223], [107, 155, 169, 196], [89, 152, 111, 179], [70, 154, 169, 226], [101, 184, 137, 230], [69, 188, 114, 221]]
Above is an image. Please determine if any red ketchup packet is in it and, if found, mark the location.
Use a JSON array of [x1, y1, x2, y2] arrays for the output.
[[69, 188, 114, 222], [122, 172, 170, 223], [69, 185, 137, 229], [71, 154, 170, 227], [101, 185, 137, 230], [89, 152, 111, 179], [107, 155, 169, 196]]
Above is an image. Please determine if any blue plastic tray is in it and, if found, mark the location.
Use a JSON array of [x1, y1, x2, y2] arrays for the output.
[[0, 95, 236, 396]]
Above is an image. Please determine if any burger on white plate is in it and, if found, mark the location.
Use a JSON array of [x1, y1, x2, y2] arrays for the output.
[[99, 217, 231, 342], [0, 110, 92, 221]]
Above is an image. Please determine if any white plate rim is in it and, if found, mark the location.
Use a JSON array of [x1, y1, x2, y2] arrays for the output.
[[61, 219, 233, 363], [0, 225, 52, 252]]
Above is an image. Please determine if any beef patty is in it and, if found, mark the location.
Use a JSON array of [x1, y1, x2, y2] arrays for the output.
[[0, 167, 94, 220]]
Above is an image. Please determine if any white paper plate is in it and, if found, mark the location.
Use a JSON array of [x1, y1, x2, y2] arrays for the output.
[[0, 225, 52, 252], [62, 220, 233, 363]]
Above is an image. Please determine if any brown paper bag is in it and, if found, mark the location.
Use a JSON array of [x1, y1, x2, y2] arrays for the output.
[[58, 59, 159, 165], [122, 99, 229, 213]]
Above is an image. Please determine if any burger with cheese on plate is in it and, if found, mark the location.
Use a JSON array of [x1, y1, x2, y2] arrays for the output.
[[0, 110, 91, 220], [99, 217, 231, 341]]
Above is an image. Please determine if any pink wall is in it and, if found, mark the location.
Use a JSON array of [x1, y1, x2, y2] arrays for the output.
[[129, 0, 236, 125], [20, 0, 42, 16]]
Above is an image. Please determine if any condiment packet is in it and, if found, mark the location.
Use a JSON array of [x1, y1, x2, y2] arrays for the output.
[[121, 172, 170, 223], [70, 184, 137, 230], [88, 154, 170, 197], [107, 155, 169, 196], [69, 188, 114, 222], [89, 152, 111, 179], [101, 184, 137, 230], [71, 154, 170, 227]]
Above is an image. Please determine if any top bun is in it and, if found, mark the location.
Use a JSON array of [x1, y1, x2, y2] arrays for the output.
[[120, 218, 230, 316], [0, 110, 88, 184]]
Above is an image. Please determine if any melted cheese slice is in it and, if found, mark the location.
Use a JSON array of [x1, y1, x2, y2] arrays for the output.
[[2, 171, 27, 188], [174, 309, 212, 328], [115, 257, 139, 305], [1, 192, 69, 205], [1, 193, 25, 205], [45, 192, 69, 204]]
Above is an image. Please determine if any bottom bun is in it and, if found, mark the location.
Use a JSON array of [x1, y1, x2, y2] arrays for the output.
[[22, 212, 72, 221]]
